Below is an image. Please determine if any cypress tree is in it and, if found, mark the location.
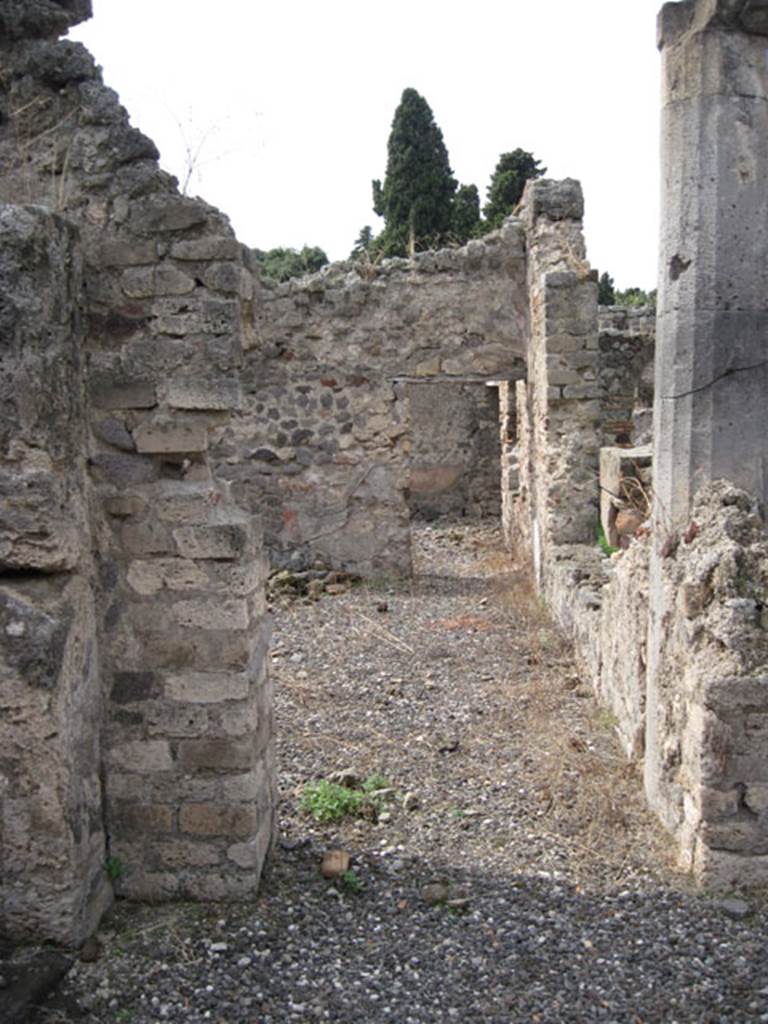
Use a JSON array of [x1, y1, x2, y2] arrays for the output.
[[452, 184, 481, 243], [483, 149, 546, 230], [372, 88, 457, 257]]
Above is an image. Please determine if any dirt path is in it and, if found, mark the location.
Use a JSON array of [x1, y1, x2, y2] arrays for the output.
[[273, 519, 667, 890], [30, 520, 768, 1024]]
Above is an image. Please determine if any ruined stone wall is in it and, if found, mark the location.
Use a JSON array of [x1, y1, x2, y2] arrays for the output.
[[598, 307, 655, 446], [649, 483, 768, 885], [0, 205, 111, 946], [0, 1, 275, 938], [219, 233, 528, 572], [506, 2, 768, 889], [513, 179, 601, 584]]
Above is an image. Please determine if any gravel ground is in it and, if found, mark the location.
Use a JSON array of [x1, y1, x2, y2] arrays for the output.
[[23, 520, 768, 1023]]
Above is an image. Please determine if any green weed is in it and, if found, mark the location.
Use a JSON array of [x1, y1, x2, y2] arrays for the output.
[[597, 524, 618, 557], [340, 869, 364, 893], [299, 775, 390, 823], [105, 856, 125, 882]]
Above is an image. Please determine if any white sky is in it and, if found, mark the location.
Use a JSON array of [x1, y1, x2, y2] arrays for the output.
[[71, 1, 663, 290]]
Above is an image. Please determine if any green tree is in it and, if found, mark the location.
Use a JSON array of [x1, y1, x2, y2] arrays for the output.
[[451, 184, 480, 243], [482, 149, 546, 230], [372, 88, 457, 257], [350, 225, 375, 260], [615, 285, 656, 310], [598, 272, 616, 305], [254, 245, 328, 282]]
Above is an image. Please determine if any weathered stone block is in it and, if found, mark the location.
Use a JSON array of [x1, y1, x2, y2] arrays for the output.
[[95, 239, 157, 267], [155, 840, 222, 869], [122, 520, 176, 556], [177, 738, 256, 771], [89, 379, 157, 410], [129, 197, 209, 235], [0, 468, 83, 573], [89, 452, 158, 485], [166, 379, 242, 411], [227, 819, 273, 869], [111, 671, 159, 704], [1, 587, 71, 690], [562, 384, 602, 401], [172, 523, 250, 560], [116, 803, 175, 833], [172, 597, 250, 631], [122, 265, 195, 298], [107, 740, 173, 773], [214, 702, 259, 738], [137, 628, 255, 672], [171, 237, 241, 261], [203, 262, 241, 294], [524, 178, 584, 221], [93, 416, 136, 451], [146, 702, 209, 738], [126, 558, 209, 595], [133, 421, 209, 454], [179, 803, 259, 837], [164, 671, 251, 704]]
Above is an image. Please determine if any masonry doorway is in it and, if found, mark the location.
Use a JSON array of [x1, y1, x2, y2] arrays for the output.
[[403, 380, 502, 521]]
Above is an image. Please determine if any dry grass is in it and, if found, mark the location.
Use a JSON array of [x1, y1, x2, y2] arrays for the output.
[[490, 565, 672, 883]]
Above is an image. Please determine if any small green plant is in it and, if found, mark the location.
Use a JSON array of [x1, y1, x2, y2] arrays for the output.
[[361, 773, 389, 794], [105, 856, 125, 882], [340, 869, 364, 893], [299, 774, 391, 823], [597, 523, 618, 557], [299, 781, 363, 822]]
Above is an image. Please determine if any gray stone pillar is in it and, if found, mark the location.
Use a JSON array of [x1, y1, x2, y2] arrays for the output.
[[654, 0, 768, 527], [647, 0, 768, 837]]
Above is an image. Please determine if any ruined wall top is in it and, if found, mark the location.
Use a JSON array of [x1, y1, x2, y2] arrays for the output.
[[0, 0, 91, 41], [521, 178, 584, 225], [658, 0, 768, 47]]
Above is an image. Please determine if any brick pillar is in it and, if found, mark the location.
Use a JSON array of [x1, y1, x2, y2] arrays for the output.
[[85, 200, 276, 902], [104, 490, 274, 900], [520, 179, 600, 584]]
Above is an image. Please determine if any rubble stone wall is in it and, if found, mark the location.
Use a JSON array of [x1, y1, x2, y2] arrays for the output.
[[0, 2, 275, 940], [7, 0, 768, 951], [220, 231, 528, 572], [0, 205, 110, 946], [511, 89, 768, 884]]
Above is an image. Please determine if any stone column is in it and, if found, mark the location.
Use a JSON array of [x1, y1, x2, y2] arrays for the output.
[[654, 0, 768, 526], [647, 0, 768, 842]]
